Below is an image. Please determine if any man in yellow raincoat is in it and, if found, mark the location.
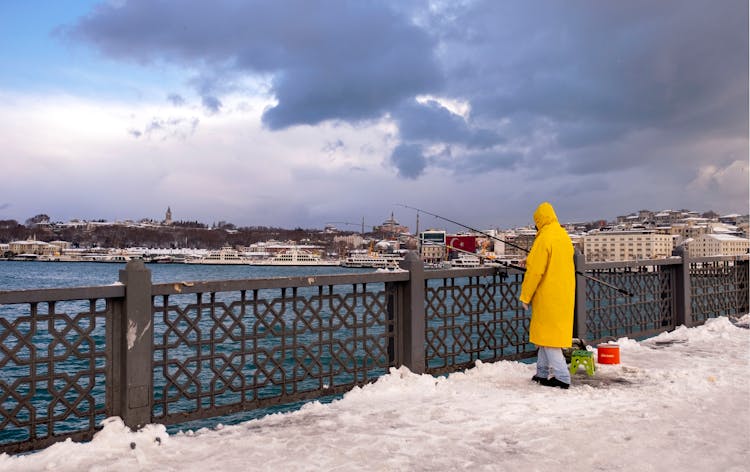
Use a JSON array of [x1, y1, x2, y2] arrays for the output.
[[519, 202, 575, 389]]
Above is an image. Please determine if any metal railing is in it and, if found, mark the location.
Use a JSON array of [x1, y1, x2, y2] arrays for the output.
[[0, 250, 747, 454]]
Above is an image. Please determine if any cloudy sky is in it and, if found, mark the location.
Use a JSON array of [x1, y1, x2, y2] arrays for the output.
[[0, 0, 747, 231]]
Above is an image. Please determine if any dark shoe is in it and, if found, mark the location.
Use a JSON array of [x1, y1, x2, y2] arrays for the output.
[[540, 377, 570, 389], [531, 375, 546, 383]]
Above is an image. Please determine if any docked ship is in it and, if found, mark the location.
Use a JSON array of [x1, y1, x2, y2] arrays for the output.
[[449, 254, 482, 268], [252, 247, 339, 266], [341, 251, 404, 269], [184, 247, 251, 265]]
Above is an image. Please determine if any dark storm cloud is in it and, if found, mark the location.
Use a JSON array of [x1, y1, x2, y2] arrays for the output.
[[65, 0, 747, 187], [390, 143, 426, 179], [393, 100, 503, 149], [66, 0, 441, 127], [450, 150, 523, 176], [432, 0, 747, 172], [389, 0, 745, 180]]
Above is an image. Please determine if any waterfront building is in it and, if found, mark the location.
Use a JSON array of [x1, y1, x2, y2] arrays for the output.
[[333, 234, 365, 249], [653, 210, 685, 226], [421, 243, 447, 265], [569, 234, 584, 253], [669, 220, 712, 240], [8, 239, 54, 256], [583, 230, 673, 262], [718, 214, 745, 225], [419, 230, 447, 264], [498, 230, 536, 258], [419, 230, 446, 246], [687, 234, 750, 258]]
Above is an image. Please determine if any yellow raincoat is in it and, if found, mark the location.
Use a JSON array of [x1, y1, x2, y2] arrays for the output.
[[519, 202, 575, 348]]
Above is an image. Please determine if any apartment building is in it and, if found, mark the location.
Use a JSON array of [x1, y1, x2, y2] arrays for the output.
[[8, 239, 55, 255], [687, 234, 750, 257], [494, 231, 536, 257], [583, 230, 674, 262], [332, 234, 365, 249], [421, 243, 447, 264]]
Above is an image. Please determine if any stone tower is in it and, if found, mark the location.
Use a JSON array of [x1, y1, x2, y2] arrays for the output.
[[165, 206, 172, 225]]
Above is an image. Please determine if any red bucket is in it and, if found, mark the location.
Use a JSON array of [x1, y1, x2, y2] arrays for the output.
[[597, 344, 620, 364]]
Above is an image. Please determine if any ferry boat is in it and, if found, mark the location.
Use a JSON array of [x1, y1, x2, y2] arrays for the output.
[[184, 247, 251, 265], [253, 247, 339, 266], [450, 254, 482, 268], [341, 251, 404, 269]]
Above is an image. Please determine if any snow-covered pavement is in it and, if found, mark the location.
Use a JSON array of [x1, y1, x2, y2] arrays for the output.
[[2, 316, 748, 471]]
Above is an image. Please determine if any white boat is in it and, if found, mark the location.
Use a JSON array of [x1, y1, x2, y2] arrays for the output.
[[341, 252, 403, 269], [99, 254, 132, 263], [184, 247, 251, 265], [252, 247, 339, 266], [450, 255, 482, 268]]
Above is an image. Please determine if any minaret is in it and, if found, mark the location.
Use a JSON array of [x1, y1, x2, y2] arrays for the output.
[[165, 207, 172, 225], [415, 212, 420, 251]]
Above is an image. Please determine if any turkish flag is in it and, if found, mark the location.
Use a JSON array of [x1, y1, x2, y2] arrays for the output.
[[446, 235, 477, 253]]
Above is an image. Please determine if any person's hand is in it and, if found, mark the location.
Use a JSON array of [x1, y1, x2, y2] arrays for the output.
[[522, 302, 529, 311], [518, 258, 526, 268]]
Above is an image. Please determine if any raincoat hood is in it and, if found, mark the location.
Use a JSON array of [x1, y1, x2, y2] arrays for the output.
[[533, 202, 559, 230]]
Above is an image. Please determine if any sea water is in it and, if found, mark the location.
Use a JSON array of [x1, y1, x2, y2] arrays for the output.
[[0, 260, 364, 290], [0, 261, 376, 441], [0, 261, 525, 442]]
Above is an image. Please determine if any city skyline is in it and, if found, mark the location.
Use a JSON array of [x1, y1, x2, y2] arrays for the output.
[[9, 204, 747, 234], [0, 1, 747, 230]]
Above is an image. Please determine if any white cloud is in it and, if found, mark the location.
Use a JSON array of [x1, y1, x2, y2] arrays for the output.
[[415, 94, 471, 120], [0, 91, 399, 226], [690, 160, 749, 198]]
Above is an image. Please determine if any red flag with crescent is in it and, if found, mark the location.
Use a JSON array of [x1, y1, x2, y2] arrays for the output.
[[446, 235, 477, 253]]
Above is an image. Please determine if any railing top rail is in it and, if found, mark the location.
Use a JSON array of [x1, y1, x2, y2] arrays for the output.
[[689, 254, 749, 264], [424, 267, 523, 280], [0, 284, 125, 305], [580, 257, 683, 271], [151, 271, 410, 296]]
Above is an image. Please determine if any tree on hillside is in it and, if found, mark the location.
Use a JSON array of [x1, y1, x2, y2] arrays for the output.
[[25, 214, 51, 227], [0, 219, 20, 229]]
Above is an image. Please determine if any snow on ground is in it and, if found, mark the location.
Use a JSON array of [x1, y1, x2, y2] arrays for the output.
[[2, 316, 749, 472]]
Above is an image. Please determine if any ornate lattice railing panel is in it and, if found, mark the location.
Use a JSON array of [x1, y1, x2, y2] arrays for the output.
[[0, 298, 110, 454], [690, 259, 749, 324], [424, 271, 531, 375], [584, 265, 674, 343], [152, 283, 395, 425]]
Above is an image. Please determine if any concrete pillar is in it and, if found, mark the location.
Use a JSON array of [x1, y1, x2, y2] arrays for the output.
[[117, 259, 153, 430], [671, 246, 692, 328], [397, 251, 426, 374]]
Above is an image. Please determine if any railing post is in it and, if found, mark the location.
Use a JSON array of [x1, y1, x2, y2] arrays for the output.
[[117, 259, 153, 430], [573, 251, 588, 342], [397, 251, 426, 374], [672, 246, 692, 328], [738, 259, 749, 315]]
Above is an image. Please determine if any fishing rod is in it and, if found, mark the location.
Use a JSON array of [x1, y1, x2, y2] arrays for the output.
[[397, 203, 634, 297], [397, 203, 530, 254], [442, 243, 527, 272]]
